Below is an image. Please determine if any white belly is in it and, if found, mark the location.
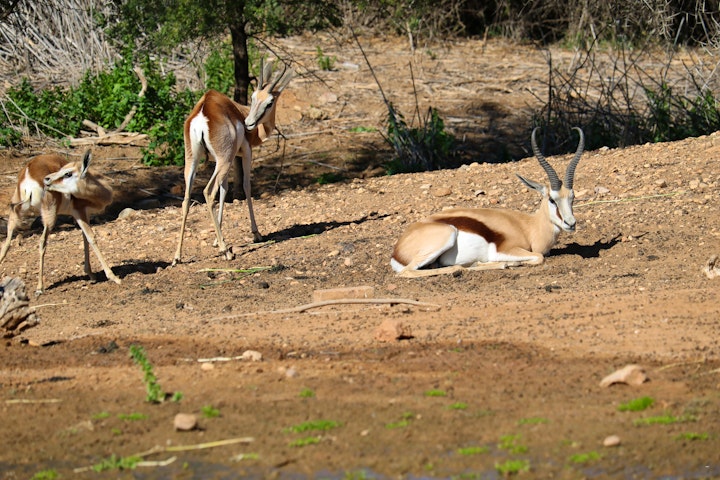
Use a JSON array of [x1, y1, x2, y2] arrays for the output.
[[438, 231, 493, 266]]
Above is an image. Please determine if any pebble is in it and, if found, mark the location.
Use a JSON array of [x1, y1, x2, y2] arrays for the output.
[[241, 350, 263, 362], [603, 435, 621, 447], [174, 413, 198, 431]]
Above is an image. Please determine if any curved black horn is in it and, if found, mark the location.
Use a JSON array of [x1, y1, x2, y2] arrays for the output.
[[269, 62, 289, 92], [564, 127, 585, 190], [531, 127, 561, 190]]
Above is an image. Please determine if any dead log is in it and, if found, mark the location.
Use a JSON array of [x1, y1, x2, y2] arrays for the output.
[[0, 276, 39, 337]]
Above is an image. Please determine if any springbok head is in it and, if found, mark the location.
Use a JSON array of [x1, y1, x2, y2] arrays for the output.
[[244, 58, 294, 131], [44, 150, 92, 194], [517, 127, 585, 232]]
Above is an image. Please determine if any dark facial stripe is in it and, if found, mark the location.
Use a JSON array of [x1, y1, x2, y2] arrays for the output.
[[434, 216, 506, 248]]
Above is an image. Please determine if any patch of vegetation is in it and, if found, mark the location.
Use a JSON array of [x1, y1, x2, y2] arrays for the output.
[[384, 104, 457, 174], [348, 126, 377, 133], [285, 419, 340, 433], [498, 434, 528, 454], [386, 411, 415, 429], [447, 402, 468, 410], [129, 344, 174, 403], [569, 451, 602, 464], [424, 389, 447, 397], [518, 417, 548, 425], [289, 436, 321, 447], [1, 53, 196, 166], [495, 459, 530, 476], [618, 396, 655, 412], [30, 470, 59, 480], [675, 432, 709, 441], [316, 172, 345, 185], [92, 411, 111, 420], [634, 414, 697, 426], [201, 405, 221, 418], [92, 454, 142, 472], [316, 46, 336, 71], [457, 446, 489, 456], [118, 412, 148, 421], [299, 388, 315, 398]]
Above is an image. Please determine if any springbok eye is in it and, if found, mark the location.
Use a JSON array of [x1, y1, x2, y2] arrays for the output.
[[64, 172, 73, 178]]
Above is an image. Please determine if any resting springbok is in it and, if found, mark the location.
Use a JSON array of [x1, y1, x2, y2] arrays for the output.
[[172, 59, 294, 266], [0, 151, 121, 293], [391, 127, 585, 277]]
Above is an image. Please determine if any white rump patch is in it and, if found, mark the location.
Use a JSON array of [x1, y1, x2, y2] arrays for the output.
[[438, 231, 490, 266]]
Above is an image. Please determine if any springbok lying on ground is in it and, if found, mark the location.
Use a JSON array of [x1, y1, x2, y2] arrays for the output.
[[0, 150, 121, 293], [391, 127, 585, 277], [172, 58, 294, 266]]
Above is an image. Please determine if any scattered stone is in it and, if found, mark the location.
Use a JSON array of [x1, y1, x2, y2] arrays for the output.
[[594, 186, 610, 195], [655, 179, 668, 188], [603, 435, 621, 447], [431, 187, 452, 197], [374, 318, 413, 342], [0, 277, 40, 337], [312, 286, 375, 302], [599, 364, 648, 387], [200, 362, 215, 371], [285, 366, 298, 378], [343, 257, 354, 267], [317, 92, 338, 104], [174, 413, 198, 431], [241, 350, 263, 362], [117, 208, 137, 220]]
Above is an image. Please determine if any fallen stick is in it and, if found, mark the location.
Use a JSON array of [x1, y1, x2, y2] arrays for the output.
[[213, 298, 441, 320]]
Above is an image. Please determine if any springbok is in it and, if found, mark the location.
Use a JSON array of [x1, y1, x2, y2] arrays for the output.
[[391, 127, 585, 277], [172, 59, 294, 266], [0, 151, 121, 293]]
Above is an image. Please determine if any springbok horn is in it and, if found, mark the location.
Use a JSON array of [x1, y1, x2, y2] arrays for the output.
[[531, 127, 561, 191], [564, 127, 585, 190], [268, 63, 290, 92], [260, 58, 273, 88]]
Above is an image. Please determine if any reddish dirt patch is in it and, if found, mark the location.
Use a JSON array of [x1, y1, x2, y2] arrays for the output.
[[1, 36, 719, 478]]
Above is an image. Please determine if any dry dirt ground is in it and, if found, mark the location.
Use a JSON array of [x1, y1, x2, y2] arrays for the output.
[[1, 36, 720, 479]]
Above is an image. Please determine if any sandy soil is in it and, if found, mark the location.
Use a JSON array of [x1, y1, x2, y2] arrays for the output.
[[1, 35, 719, 479]]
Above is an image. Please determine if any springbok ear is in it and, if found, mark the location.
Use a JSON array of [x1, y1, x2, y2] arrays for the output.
[[81, 150, 92, 178], [516, 174, 546, 194]]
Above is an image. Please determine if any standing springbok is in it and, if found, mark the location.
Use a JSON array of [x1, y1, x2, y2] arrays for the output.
[[172, 59, 294, 266], [391, 127, 585, 277], [0, 151, 121, 293]]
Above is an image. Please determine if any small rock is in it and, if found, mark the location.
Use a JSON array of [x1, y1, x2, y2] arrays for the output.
[[317, 92, 338, 104], [374, 318, 413, 342], [594, 186, 610, 195], [174, 413, 198, 431], [241, 350, 263, 362], [599, 364, 648, 387], [655, 179, 668, 188], [603, 435, 621, 447], [702, 255, 720, 279], [117, 208, 137, 220], [200, 362, 215, 371], [343, 257, 354, 267], [431, 187, 452, 197]]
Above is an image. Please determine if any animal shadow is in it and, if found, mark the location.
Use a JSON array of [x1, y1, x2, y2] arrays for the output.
[[551, 235, 621, 259]]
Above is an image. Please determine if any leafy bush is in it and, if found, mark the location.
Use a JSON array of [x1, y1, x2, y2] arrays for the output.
[[1, 53, 197, 166], [384, 104, 456, 174]]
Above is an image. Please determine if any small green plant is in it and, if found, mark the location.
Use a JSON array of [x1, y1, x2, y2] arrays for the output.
[[289, 436, 321, 447], [634, 414, 696, 426], [315, 172, 344, 185], [384, 104, 457, 174], [92, 411, 111, 420], [118, 412, 147, 421], [618, 396, 654, 412], [498, 434, 528, 454], [386, 411, 415, 429], [675, 432, 709, 441], [298, 388, 315, 398], [348, 126, 376, 133], [285, 419, 340, 433], [31, 470, 59, 480], [129, 344, 165, 403], [495, 459, 530, 475], [201, 405, 221, 418], [424, 389, 447, 397], [316, 46, 336, 71], [171, 391, 184, 402], [92, 454, 142, 472], [518, 417, 548, 425], [448, 402, 468, 410], [569, 451, 602, 464], [457, 446, 489, 456]]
